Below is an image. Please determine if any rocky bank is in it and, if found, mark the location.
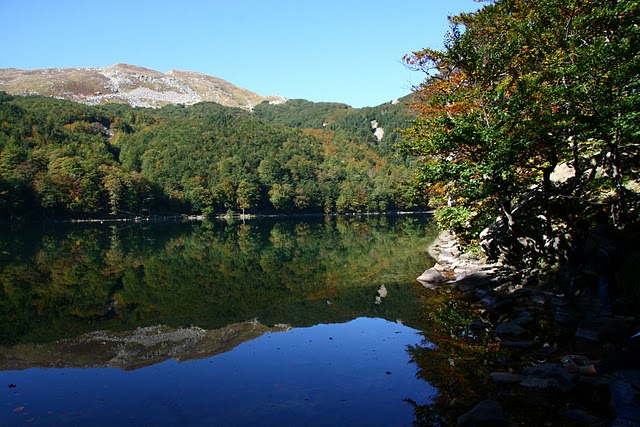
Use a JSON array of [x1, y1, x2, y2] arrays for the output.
[[417, 229, 639, 426]]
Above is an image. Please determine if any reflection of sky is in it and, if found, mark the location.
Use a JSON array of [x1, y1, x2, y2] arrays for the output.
[[1, 318, 436, 426]]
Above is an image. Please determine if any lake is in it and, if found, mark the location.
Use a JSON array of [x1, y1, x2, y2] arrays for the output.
[[0, 214, 439, 426]]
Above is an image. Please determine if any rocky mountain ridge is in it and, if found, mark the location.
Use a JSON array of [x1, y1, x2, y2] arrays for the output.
[[0, 63, 286, 110]]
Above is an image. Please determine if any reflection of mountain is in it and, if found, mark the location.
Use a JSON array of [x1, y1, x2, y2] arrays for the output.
[[0, 321, 290, 371]]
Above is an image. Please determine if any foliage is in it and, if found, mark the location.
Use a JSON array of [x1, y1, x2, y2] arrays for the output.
[[0, 93, 416, 219], [254, 95, 415, 152], [406, 288, 503, 425], [0, 215, 437, 345], [399, 0, 640, 243]]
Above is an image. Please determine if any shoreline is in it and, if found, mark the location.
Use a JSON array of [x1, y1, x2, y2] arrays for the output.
[[0, 210, 434, 225], [418, 229, 639, 425]]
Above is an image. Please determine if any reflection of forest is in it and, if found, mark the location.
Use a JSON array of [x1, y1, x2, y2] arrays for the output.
[[0, 215, 437, 346]]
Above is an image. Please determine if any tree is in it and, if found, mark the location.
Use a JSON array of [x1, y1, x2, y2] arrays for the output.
[[236, 179, 260, 215], [400, 0, 640, 244]]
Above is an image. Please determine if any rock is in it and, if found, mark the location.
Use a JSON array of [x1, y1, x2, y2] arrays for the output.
[[578, 375, 610, 392], [491, 298, 516, 313], [512, 310, 535, 327], [453, 271, 494, 292], [520, 363, 577, 393], [417, 268, 445, 289], [559, 409, 607, 426], [554, 306, 578, 325], [550, 163, 576, 183], [457, 400, 511, 427], [500, 340, 536, 349], [474, 288, 490, 300], [480, 291, 500, 307], [377, 285, 388, 298], [491, 372, 524, 385], [374, 285, 387, 305], [470, 319, 491, 330], [575, 318, 608, 342], [495, 322, 528, 340]]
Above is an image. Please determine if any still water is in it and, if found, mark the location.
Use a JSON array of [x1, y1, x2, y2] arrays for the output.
[[0, 215, 439, 426]]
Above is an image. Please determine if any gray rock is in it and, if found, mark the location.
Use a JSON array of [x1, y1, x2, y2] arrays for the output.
[[559, 409, 607, 426], [495, 322, 528, 340], [491, 372, 524, 385], [474, 288, 490, 300], [417, 268, 446, 289], [492, 298, 515, 313], [575, 318, 608, 342], [554, 306, 578, 325], [512, 310, 535, 327], [500, 340, 536, 349], [480, 292, 500, 307], [457, 400, 511, 427], [453, 271, 494, 292], [470, 319, 491, 330], [520, 363, 577, 393]]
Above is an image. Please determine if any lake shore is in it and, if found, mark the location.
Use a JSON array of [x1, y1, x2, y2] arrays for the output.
[[419, 229, 639, 426]]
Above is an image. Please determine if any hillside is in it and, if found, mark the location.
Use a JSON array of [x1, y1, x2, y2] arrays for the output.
[[0, 92, 418, 219], [0, 63, 286, 110]]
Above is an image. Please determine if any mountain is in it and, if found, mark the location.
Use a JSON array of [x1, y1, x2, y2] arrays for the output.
[[0, 63, 286, 110]]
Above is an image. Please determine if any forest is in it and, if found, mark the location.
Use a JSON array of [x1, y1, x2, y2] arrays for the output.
[[0, 92, 416, 219]]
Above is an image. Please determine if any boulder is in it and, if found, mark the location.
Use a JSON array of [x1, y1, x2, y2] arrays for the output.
[[470, 319, 491, 330], [519, 363, 577, 393], [512, 310, 535, 327], [454, 271, 494, 292], [457, 400, 511, 427], [491, 372, 524, 386], [495, 322, 528, 340], [417, 268, 446, 289]]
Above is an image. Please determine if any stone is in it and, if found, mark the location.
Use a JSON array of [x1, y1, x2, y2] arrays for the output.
[[495, 322, 528, 340], [512, 310, 535, 327], [491, 298, 515, 313], [470, 319, 491, 330], [453, 271, 494, 292], [457, 400, 511, 427], [377, 285, 388, 298], [480, 292, 500, 307], [417, 268, 445, 289], [578, 375, 610, 392], [500, 340, 536, 349], [491, 372, 524, 385], [554, 306, 578, 325], [559, 409, 607, 426], [520, 363, 577, 393], [575, 318, 608, 342]]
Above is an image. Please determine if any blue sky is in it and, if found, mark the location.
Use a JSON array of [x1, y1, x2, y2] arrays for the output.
[[0, 0, 482, 108]]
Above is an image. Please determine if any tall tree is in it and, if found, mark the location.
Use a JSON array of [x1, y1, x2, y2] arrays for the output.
[[400, 0, 640, 244]]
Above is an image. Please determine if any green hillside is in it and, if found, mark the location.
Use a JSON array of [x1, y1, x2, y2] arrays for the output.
[[0, 93, 417, 219]]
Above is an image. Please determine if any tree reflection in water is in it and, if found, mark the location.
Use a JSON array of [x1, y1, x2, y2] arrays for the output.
[[405, 288, 504, 426]]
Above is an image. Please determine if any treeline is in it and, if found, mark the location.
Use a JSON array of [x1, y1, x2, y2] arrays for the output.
[[0, 93, 417, 219]]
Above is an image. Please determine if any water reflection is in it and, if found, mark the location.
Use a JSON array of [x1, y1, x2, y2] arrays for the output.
[[0, 215, 439, 426], [2, 318, 436, 426], [0, 215, 437, 346]]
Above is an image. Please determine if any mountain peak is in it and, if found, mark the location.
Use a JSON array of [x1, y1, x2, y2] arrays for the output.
[[0, 64, 286, 110]]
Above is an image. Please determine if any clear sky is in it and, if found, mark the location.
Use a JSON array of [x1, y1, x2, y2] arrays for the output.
[[0, 0, 482, 108]]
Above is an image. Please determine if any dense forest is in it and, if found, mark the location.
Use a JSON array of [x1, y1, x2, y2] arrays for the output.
[[0, 92, 417, 219]]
